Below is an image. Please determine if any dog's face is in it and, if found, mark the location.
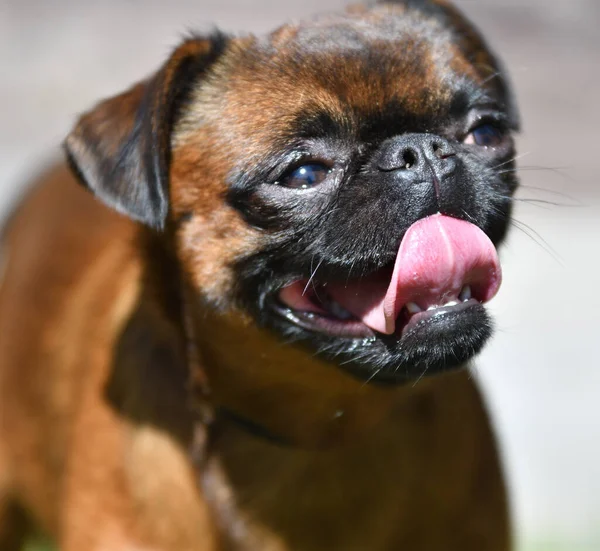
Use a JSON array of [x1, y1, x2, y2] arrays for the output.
[[66, 1, 518, 387]]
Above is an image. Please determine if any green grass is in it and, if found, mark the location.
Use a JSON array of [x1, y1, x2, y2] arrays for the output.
[[22, 536, 55, 551]]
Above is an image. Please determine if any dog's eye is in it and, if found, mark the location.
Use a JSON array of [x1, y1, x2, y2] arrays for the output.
[[464, 123, 506, 148], [279, 163, 331, 189]]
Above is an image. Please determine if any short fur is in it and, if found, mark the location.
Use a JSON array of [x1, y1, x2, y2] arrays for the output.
[[0, 1, 517, 549]]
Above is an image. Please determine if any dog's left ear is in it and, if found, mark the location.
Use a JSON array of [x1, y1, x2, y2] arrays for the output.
[[65, 33, 228, 230]]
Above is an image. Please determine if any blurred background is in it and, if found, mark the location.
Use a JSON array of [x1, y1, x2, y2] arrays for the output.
[[1, 0, 598, 550]]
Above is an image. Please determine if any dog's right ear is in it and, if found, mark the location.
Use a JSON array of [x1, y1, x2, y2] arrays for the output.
[[64, 33, 228, 230]]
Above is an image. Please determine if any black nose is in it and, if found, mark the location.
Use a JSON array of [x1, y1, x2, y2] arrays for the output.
[[376, 134, 457, 184]]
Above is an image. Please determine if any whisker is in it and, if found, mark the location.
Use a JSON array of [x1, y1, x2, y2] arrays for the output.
[[490, 151, 531, 170], [501, 164, 570, 172], [302, 257, 324, 296], [510, 218, 564, 266], [487, 189, 581, 209], [346, 258, 358, 286], [362, 366, 384, 387], [479, 201, 564, 264], [411, 364, 430, 388], [479, 71, 502, 86], [339, 355, 363, 366], [514, 197, 582, 208], [460, 209, 477, 223], [496, 165, 576, 183], [518, 184, 582, 204]]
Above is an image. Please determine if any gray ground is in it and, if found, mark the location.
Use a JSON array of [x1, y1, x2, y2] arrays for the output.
[[1, 1, 599, 549]]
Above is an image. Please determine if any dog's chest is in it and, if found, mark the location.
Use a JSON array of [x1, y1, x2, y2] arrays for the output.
[[196, 402, 485, 551], [201, 443, 405, 549]]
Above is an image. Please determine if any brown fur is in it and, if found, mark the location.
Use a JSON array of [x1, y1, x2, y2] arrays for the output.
[[0, 3, 512, 550]]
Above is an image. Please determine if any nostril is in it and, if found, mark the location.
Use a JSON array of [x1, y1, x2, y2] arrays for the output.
[[433, 141, 455, 160], [377, 135, 455, 172], [402, 149, 417, 169]]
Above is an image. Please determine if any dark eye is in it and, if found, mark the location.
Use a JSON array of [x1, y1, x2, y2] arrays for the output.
[[464, 123, 506, 148], [279, 163, 331, 189]]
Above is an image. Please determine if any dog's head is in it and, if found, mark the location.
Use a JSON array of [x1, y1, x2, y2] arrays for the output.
[[66, 1, 518, 394]]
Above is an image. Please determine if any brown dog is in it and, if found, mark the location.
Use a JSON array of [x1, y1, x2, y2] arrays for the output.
[[0, 1, 519, 549]]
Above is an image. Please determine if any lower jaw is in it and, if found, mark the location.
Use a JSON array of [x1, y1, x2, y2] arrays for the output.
[[267, 300, 492, 384], [401, 298, 481, 335], [270, 297, 482, 340], [351, 303, 492, 383]]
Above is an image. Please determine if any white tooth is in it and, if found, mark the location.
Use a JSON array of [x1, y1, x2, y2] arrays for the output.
[[406, 302, 422, 314], [459, 285, 472, 302], [427, 305, 438, 311], [445, 300, 459, 307]]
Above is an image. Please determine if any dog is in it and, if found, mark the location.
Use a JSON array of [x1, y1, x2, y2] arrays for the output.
[[0, 0, 519, 549]]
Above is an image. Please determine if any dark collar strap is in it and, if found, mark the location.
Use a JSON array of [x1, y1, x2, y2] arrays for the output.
[[216, 406, 292, 447]]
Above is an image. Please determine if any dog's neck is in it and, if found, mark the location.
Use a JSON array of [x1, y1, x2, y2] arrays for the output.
[[185, 304, 412, 448]]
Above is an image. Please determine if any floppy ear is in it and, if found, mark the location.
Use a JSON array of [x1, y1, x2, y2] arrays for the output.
[[64, 33, 228, 229]]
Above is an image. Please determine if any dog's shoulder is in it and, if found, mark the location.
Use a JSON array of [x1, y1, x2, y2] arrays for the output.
[[0, 164, 143, 529]]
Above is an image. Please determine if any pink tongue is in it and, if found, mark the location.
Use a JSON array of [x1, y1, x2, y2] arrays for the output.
[[327, 214, 502, 334]]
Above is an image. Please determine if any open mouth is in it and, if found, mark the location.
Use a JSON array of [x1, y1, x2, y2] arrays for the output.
[[275, 214, 502, 340]]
